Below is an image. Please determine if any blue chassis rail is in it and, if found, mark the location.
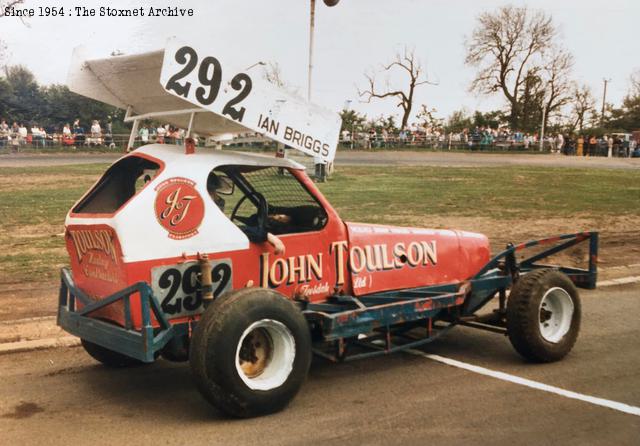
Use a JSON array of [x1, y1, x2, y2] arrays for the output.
[[57, 232, 597, 363]]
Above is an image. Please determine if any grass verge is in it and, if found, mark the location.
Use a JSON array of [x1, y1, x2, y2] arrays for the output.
[[0, 164, 638, 284]]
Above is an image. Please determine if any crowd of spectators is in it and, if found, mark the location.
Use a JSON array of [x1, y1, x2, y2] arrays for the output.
[[2, 116, 637, 158], [338, 125, 638, 157], [0, 118, 115, 151], [0, 119, 191, 152]]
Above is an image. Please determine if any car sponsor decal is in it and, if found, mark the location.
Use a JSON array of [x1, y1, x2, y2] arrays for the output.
[[66, 227, 122, 284], [154, 177, 204, 240], [258, 240, 438, 290]]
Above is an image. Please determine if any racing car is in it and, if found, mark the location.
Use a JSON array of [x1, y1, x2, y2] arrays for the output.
[[57, 42, 598, 417]]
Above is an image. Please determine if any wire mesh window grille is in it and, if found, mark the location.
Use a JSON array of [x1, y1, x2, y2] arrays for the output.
[[211, 166, 328, 235]]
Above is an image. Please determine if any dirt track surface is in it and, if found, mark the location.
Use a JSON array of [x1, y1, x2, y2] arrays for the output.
[[2, 150, 639, 169], [1, 284, 638, 445]]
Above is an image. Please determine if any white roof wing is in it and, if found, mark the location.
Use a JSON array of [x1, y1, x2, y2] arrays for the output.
[[67, 47, 247, 136], [67, 39, 342, 162]]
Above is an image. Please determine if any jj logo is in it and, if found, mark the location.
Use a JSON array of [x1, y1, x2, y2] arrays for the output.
[[154, 178, 205, 240], [160, 187, 197, 226]]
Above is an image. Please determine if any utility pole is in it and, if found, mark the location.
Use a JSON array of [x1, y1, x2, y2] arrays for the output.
[[539, 86, 549, 152], [308, 0, 339, 181], [539, 104, 547, 151], [308, 0, 316, 102], [601, 78, 610, 126]]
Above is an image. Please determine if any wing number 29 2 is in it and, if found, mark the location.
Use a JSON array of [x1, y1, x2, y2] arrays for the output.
[[165, 46, 252, 122], [156, 262, 232, 316]]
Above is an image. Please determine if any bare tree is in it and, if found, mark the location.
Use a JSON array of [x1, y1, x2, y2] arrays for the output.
[[630, 69, 640, 96], [416, 104, 442, 131], [569, 83, 596, 133], [540, 47, 574, 131], [359, 47, 434, 129], [465, 5, 556, 129], [0, 0, 24, 17]]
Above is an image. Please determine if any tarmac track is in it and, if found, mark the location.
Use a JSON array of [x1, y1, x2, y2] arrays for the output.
[[1, 150, 639, 169], [0, 284, 638, 445]]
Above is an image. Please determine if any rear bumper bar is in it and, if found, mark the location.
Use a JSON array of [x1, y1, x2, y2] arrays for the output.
[[57, 268, 178, 362]]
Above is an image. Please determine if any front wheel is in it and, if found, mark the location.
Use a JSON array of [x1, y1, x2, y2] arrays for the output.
[[189, 288, 312, 417], [507, 269, 581, 362]]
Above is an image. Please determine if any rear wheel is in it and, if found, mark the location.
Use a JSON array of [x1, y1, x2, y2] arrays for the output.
[[190, 288, 311, 417], [507, 269, 581, 362], [81, 339, 145, 368]]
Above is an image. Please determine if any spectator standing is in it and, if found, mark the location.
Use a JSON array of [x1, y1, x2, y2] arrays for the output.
[[606, 135, 614, 158], [156, 125, 166, 144], [399, 128, 407, 146], [91, 120, 101, 138], [10, 124, 20, 153], [588, 135, 597, 156], [555, 134, 564, 154], [139, 125, 149, 145], [576, 135, 584, 156], [621, 137, 629, 157], [369, 128, 377, 149], [18, 124, 27, 146], [30, 124, 40, 147], [0, 120, 8, 148]]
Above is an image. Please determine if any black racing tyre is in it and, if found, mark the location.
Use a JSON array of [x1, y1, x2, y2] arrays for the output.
[[81, 339, 146, 368], [507, 269, 581, 363], [190, 288, 312, 418]]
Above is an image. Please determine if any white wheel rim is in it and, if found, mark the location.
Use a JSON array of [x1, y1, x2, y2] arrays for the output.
[[235, 319, 296, 391], [538, 287, 574, 343]]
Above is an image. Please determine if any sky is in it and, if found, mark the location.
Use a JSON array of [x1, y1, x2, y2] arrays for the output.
[[1, 0, 638, 124]]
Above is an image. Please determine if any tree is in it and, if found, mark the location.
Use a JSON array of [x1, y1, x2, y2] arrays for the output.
[[631, 69, 640, 96], [568, 84, 596, 133], [3, 65, 40, 121], [339, 109, 367, 134], [445, 110, 473, 133], [606, 72, 640, 131], [359, 47, 434, 129], [0, 64, 125, 130], [539, 48, 573, 131], [416, 104, 443, 131], [465, 5, 556, 129], [473, 110, 506, 129]]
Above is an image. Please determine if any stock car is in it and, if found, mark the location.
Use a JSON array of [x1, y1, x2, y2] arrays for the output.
[[57, 42, 598, 417]]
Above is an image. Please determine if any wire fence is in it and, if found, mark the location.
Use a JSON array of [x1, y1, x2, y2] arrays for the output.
[[0, 132, 634, 158]]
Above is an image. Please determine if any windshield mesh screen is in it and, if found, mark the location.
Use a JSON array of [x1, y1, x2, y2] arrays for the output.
[[240, 167, 319, 208], [214, 166, 328, 234], [73, 156, 160, 214]]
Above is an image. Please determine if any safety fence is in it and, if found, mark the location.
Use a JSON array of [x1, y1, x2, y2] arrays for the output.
[[0, 133, 633, 158]]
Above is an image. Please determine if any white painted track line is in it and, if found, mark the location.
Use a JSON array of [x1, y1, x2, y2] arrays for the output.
[[0, 336, 80, 355], [597, 276, 640, 287], [407, 350, 640, 417]]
